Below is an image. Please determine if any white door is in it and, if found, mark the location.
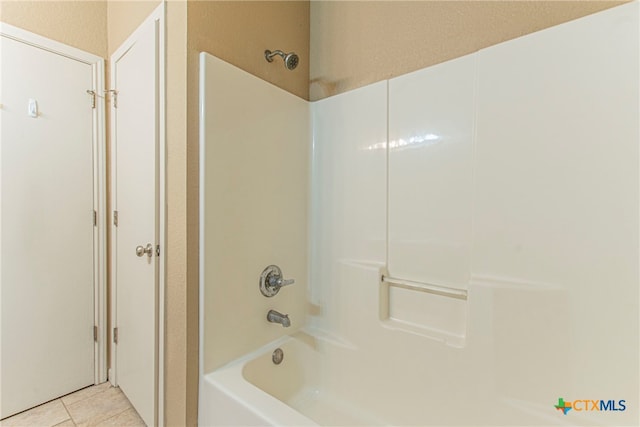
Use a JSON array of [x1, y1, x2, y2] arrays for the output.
[[111, 12, 161, 427], [0, 35, 96, 418]]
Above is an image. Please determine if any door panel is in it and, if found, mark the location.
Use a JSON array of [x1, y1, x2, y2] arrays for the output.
[[0, 36, 95, 418], [112, 17, 158, 427]]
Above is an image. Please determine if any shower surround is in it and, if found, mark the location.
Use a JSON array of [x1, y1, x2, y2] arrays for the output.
[[199, 3, 639, 425]]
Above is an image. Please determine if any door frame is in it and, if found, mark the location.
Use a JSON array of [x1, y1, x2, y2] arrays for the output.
[[108, 3, 166, 425], [0, 23, 108, 384]]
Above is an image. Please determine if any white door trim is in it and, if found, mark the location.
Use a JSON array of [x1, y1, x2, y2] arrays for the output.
[[109, 3, 166, 425], [0, 23, 108, 384]]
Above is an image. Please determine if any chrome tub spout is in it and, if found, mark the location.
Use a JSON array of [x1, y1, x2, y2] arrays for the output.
[[267, 310, 291, 327]]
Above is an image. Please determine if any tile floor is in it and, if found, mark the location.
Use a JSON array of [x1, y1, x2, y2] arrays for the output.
[[0, 383, 145, 427]]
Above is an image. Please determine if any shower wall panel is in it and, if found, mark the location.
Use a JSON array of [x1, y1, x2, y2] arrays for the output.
[[388, 54, 476, 290], [199, 53, 309, 373], [310, 2, 639, 424], [309, 82, 387, 331], [474, 2, 639, 406], [200, 2, 638, 424]]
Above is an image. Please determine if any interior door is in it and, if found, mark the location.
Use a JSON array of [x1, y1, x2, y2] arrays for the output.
[[0, 35, 95, 418], [111, 14, 159, 427]]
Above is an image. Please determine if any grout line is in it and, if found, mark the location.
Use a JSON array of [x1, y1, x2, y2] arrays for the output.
[[61, 384, 114, 426], [93, 407, 131, 427], [468, 52, 480, 294], [52, 417, 75, 427], [59, 398, 73, 422], [1, 397, 69, 424], [62, 383, 111, 408], [385, 80, 390, 270]]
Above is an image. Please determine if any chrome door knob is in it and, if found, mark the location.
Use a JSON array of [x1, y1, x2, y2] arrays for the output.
[[136, 243, 153, 258]]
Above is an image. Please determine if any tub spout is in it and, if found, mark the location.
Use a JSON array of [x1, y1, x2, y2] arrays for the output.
[[267, 310, 291, 327]]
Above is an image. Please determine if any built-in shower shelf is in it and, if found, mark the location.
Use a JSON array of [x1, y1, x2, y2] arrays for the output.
[[381, 276, 467, 300], [379, 275, 468, 348]]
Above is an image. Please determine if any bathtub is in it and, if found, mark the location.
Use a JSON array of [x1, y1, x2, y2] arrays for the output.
[[198, 328, 560, 427], [199, 330, 392, 426]]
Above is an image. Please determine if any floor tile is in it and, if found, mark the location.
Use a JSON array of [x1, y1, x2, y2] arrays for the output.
[[95, 409, 145, 427], [61, 383, 111, 407], [65, 387, 131, 427], [0, 399, 70, 427], [53, 420, 76, 427]]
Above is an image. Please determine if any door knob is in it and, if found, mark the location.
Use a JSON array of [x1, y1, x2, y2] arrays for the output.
[[136, 243, 153, 258]]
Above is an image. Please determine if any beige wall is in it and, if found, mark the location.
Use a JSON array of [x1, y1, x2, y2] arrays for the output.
[[0, 0, 107, 57], [187, 1, 309, 101], [107, 0, 160, 54], [310, 0, 628, 101], [165, 1, 191, 425]]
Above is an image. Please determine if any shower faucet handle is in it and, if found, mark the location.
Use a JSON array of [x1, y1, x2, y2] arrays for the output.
[[260, 265, 295, 297], [269, 276, 295, 288]]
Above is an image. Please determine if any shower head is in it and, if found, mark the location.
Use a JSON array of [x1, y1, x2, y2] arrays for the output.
[[265, 49, 299, 70]]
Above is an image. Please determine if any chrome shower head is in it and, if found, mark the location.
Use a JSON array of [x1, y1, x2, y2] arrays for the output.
[[284, 52, 299, 70], [265, 49, 299, 70]]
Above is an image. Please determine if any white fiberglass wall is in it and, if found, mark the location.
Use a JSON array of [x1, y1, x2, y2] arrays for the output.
[[310, 2, 638, 425], [199, 53, 309, 374]]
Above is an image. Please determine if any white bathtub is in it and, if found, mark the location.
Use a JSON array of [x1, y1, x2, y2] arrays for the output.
[[198, 325, 571, 427], [199, 330, 394, 426]]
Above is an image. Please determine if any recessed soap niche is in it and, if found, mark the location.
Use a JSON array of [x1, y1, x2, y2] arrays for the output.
[[379, 274, 467, 348]]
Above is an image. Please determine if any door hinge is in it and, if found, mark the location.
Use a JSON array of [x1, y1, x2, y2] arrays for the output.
[[113, 327, 118, 344], [156, 245, 160, 257], [93, 210, 97, 227], [93, 325, 98, 342], [105, 89, 118, 108], [86, 90, 96, 109], [113, 210, 118, 227]]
